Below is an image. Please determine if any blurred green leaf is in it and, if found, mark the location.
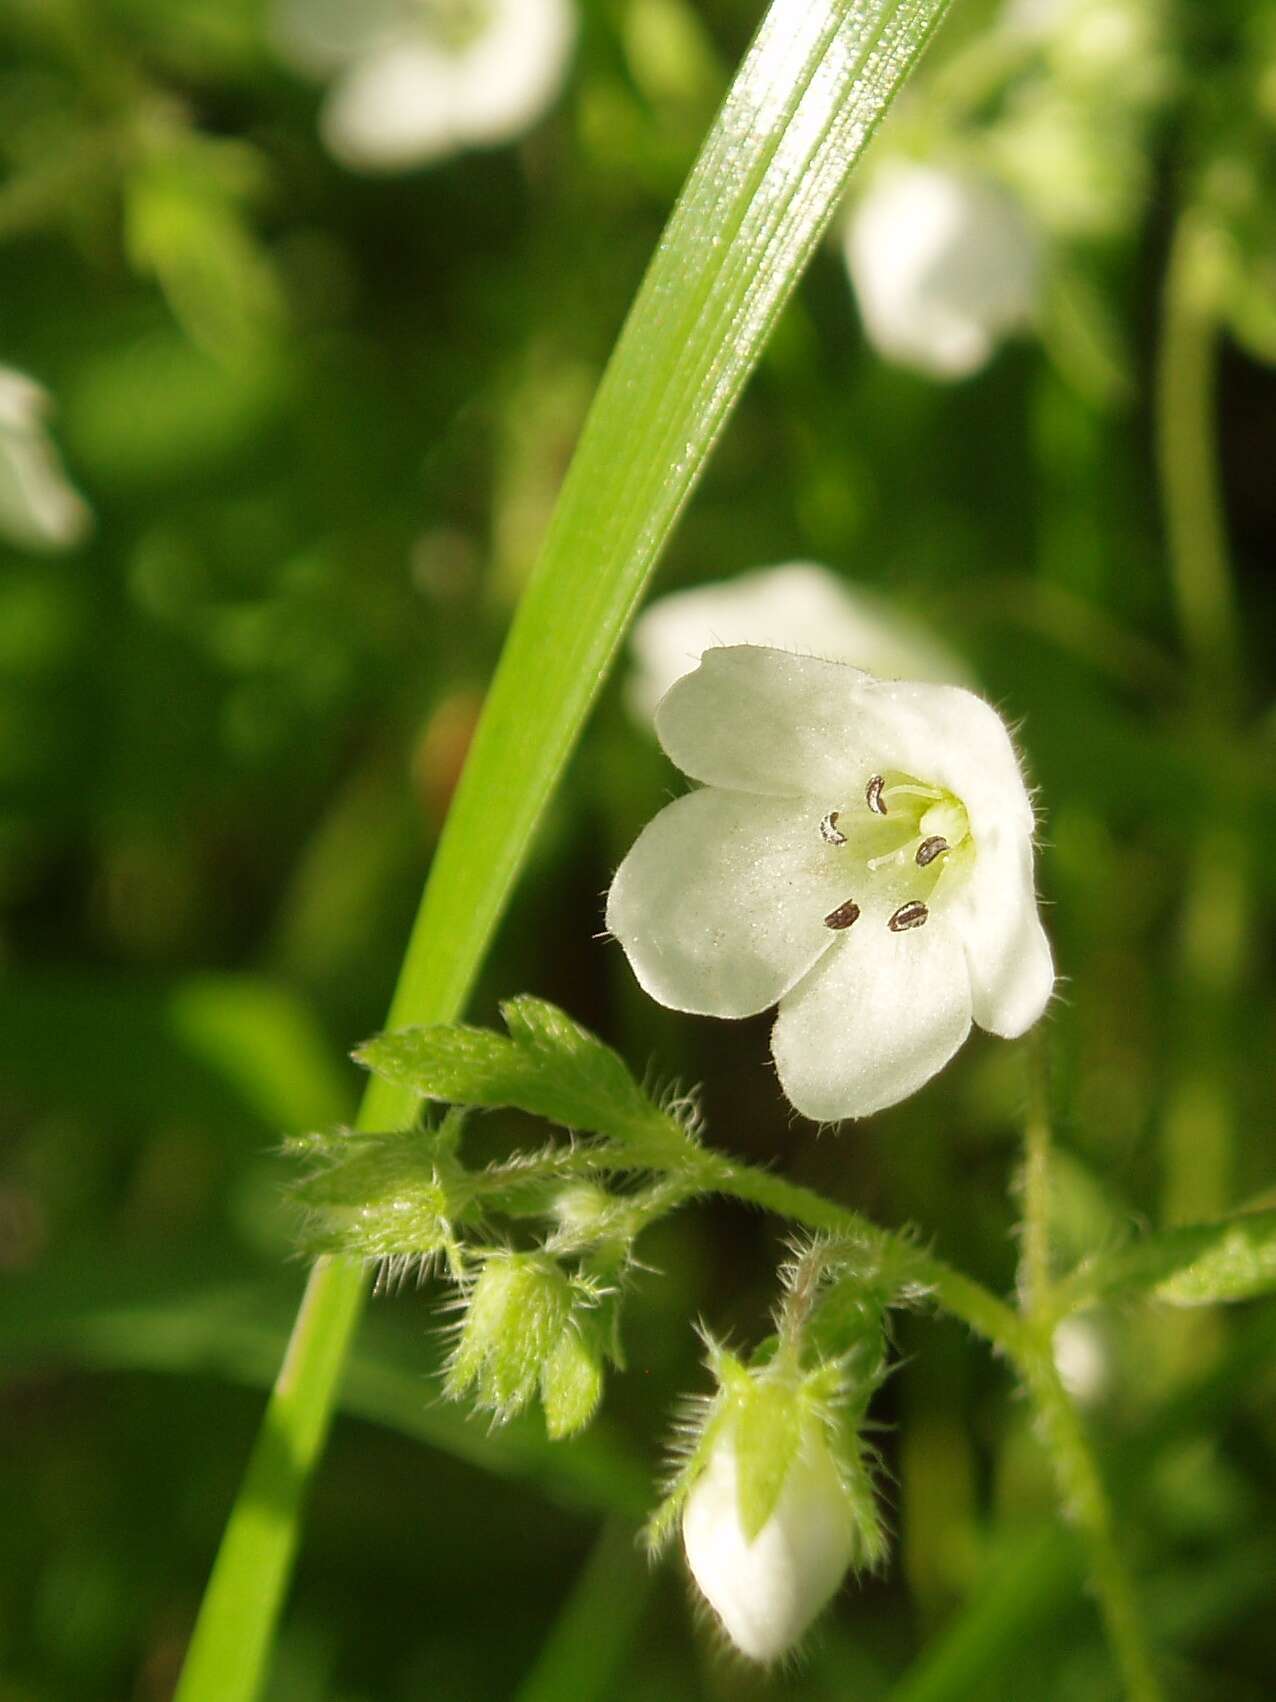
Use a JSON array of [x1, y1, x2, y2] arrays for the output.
[[0, 1258, 650, 1521], [1056, 1210, 1276, 1315]]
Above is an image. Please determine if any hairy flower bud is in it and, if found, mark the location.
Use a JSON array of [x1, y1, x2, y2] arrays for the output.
[[445, 1249, 605, 1434], [682, 1395, 862, 1663], [658, 1348, 885, 1664]]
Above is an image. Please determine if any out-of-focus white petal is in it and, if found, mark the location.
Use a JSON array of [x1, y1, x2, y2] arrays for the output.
[[772, 915, 972, 1119], [626, 562, 972, 724], [322, 43, 460, 171], [606, 788, 852, 1019], [270, 0, 407, 76], [844, 163, 1039, 380], [948, 824, 1054, 1036], [448, 0, 576, 146], [315, 0, 575, 172], [0, 367, 91, 552], [682, 1430, 855, 1663]]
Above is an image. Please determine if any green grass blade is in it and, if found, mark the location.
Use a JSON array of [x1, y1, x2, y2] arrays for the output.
[[173, 3, 958, 1698], [385, 0, 958, 1033]]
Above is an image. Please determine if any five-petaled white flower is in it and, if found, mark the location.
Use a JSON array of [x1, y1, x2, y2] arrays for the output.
[[0, 366, 91, 553], [626, 561, 972, 725], [607, 646, 1053, 1121], [843, 162, 1039, 380], [272, 0, 576, 174]]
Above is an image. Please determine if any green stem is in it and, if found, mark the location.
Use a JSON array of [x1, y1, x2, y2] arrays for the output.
[[1155, 208, 1242, 716], [1017, 1354, 1165, 1702], [1020, 1035, 1053, 1315]]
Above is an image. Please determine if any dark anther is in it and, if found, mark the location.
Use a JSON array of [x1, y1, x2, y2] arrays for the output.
[[866, 774, 887, 815], [820, 811, 846, 846], [915, 836, 949, 867], [824, 898, 862, 930], [888, 900, 928, 932]]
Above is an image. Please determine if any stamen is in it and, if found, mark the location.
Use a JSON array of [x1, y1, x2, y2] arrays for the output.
[[819, 811, 846, 846], [888, 900, 928, 932], [915, 836, 950, 867], [865, 775, 887, 815], [824, 898, 861, 930]]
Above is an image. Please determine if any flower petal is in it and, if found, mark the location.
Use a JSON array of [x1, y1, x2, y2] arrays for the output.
[[606, 789, 854, 1018], [842, 679, 1037, 840], [948, 824, 1054, 1037], [322, 45, 459, 170], [626, 563, 972, 723], [772, 916, 972, 1119], [654, 652, 1033, 845], [654, 647, 881, 798]]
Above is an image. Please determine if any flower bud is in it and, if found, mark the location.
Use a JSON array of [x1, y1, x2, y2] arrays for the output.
[[680, 1370, 875, 1662], [446, 1251, 572, 1418], [445, 1249, 606, 1434], [539, 1316, 605, 1439]]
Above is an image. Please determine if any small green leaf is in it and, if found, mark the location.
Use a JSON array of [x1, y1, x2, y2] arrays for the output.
[[1055, 1210, 1276, 1315], [356, 997, 674, 1148], [1154, 1217, 1276, 1307]]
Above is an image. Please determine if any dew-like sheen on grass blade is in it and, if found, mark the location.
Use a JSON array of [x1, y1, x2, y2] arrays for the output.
[[174, 5, 958, 1700]]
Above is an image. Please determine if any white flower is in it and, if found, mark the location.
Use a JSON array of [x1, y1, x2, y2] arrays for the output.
[[843, 162, 1040, 380], [272, 0, 576, 173], [1052, 1317, 1108, 1404], [0, 367, 91, 552], [683, 1423, 857, 1662], [626, 562, 972, 725], [606, 646, 1053, 1121]]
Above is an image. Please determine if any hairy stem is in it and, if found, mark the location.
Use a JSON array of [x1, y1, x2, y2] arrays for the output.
[[1017, 1353, 1165, 1702], [1020, 1035, 1054, 1315]]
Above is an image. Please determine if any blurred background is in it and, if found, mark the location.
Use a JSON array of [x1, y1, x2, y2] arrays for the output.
[[1, 0, 1274, 1697]]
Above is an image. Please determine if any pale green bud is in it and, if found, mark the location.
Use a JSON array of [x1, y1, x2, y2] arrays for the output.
[[445, 1250, 606, 1433], [540, 1317, 606, 1439]]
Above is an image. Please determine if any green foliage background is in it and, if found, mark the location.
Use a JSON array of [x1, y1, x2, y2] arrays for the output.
[[1, 1, 1274, 1698]]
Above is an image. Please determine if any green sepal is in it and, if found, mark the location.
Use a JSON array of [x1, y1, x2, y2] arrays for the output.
[[540, 1318, 606, 1440], [445, 1251, 575, 1419], [732, 1379, 803, 1542]]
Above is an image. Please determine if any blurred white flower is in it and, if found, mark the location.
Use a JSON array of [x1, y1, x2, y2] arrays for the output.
[[682, 1424, 857, 1663], [607, 646, 1053, 1121], [1052, 1317, 1108, 1404], [843, 162, 1040, 380], [0, 367, 91, 552], [272, 0, 576, 173], [626, 562, 972, 725]]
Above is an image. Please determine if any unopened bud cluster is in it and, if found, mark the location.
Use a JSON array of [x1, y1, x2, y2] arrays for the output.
[[445, 1249, 609, 1438]]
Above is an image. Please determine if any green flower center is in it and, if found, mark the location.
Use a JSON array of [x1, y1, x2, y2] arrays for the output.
[[820, 772, 972, 934]]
